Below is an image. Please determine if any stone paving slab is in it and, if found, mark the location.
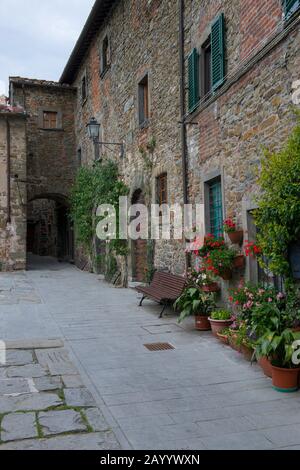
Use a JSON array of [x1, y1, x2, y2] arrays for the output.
[[39, 410, 87, 436], [0, 432, 120, 450], [1, 412, 38, 442], [0, 338, 120, 450]]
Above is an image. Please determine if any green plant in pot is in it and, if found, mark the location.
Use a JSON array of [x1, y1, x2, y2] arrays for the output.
[[209, 309, 233, 337], [256, 329, 300, 392], [174, 288, 216, 331]]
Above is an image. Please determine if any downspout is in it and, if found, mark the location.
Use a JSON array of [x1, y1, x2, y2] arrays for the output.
[[179, 0, 190, 269], [6, 117, 11, 225]]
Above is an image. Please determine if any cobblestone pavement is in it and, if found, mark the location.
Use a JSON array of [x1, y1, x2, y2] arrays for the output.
[[0, 339, 120, 450], [1, 256, 300, 450]]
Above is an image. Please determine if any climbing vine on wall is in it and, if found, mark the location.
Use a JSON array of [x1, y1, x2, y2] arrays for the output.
[[254, 114, 300, 278], [70, 160, 129, 258]]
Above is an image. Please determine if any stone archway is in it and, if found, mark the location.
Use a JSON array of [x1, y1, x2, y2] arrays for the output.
[[131, 189, 148, 283], [26, 193, 74, 265]]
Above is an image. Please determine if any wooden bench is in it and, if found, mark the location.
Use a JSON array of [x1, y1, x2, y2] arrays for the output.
[[136, 271, 186, 318]]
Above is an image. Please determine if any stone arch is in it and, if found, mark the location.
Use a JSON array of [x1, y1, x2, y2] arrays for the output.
[[26, 192, 74, 264]]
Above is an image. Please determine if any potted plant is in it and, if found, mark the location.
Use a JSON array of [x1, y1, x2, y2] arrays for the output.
[[256, 329, 300, 392], [233, 254, 245, 269], [235, 322, 255, 362], [217, 327, 231, 345], [209, 310, 233, 337], [244, 241, 262, 258], [223, 218, 244, 245], [203, 246, 236, 281], [186, 268, 220, 293], [197, 234, 225, 258], [174, 287, 216, 331]]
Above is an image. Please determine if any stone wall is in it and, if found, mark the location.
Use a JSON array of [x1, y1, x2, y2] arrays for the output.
[[10, 78, 77, 203], [0, 113, 27, 271], [69, 0, 186, 279], [184, 0, 300, 290]]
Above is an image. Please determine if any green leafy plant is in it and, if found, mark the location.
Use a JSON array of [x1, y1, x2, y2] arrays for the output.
[[254, 116, 300, 278], [256, 329, 300, 368], [174, 288, 216, 324], [70, 161, 129, 259], [210, 309, 232, 321]]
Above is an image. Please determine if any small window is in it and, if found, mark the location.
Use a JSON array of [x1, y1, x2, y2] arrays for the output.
[[157, 173, 168, 206], [43, 111, 58, 129], [101, 36, 110, 75], [207, 178, 223, 238], [138, 74, 149, 127], [81, 75, 87, 103], [201, 37, 212, 98]]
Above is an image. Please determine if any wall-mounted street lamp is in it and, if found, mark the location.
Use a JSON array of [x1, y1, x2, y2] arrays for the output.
[[86, 117, 124, 160]]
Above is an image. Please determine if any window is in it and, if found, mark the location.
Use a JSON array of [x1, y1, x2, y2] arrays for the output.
[[157, 173, 168, 206], [138, 74, 149, 126], [101, 36, 110, 75], [81, 75, 87, 103], [208, 178, 223, 238], [187, 13, 225, 113], [201, 37, 212, 98], [43, 111, 58, 129], [283, 0, 300, 18]]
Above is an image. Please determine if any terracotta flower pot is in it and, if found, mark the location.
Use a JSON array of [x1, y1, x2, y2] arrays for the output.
[[228, 332, 241, 352], [209, 318, 233, 337], [258, 357, 273, 378], [228, 230, 244, 245], [195, 315, 211, 331], [217, 332, 229, 345], [233, 255, 245, 270], [241, 344, 254, 362], [271, 365, 300, 393], [201, 283, 220, 293], [220, 269, 232, 281]]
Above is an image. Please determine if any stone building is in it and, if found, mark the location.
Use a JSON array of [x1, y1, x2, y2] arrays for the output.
[[1, 0, 300, 285], [9, 78, 77, 263], [60, 0, 187, 281], [0, 103, 27, 270], [182, 0, 300, 288]]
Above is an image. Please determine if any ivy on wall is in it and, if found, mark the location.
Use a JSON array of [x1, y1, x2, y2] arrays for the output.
[[254, 114, 300, 278], [70, 160, 129, 262]]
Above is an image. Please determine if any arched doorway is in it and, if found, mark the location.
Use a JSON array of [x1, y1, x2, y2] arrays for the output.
[[131, 189, 148, 282], [26, 194, 74, 265]]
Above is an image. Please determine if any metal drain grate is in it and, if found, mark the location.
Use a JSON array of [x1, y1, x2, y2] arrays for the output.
[[144, 342, 175, 352]]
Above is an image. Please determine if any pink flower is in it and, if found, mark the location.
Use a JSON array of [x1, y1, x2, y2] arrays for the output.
[[277, 293, 285, 300], [268, 298, 273, 303]]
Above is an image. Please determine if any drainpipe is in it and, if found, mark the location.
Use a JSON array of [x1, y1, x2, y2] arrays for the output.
[[179, 0, 190, 270], [6, 117, 11, 225]]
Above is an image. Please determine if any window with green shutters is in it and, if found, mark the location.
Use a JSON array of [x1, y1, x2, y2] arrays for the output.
[[188, 48, 199, 112], [283, 0, 300, 18], [208, 179, 223, 238], [211, 13, 225, 92]]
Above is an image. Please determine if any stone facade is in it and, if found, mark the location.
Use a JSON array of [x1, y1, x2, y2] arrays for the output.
[[184, 0, 300, 288], [64, 0, 186, 280], [8, 78, 77, 262], [0, 109, 27, 270]]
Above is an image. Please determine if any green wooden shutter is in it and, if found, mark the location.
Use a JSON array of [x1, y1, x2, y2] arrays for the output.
[[283, 0, 299, 18], [188, 48, 199, 112], [211, 13, 225, 92], [209, 179, 223, 238]]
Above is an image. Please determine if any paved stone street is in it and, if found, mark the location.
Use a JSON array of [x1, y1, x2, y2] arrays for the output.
[[1, 257, 300, 450]]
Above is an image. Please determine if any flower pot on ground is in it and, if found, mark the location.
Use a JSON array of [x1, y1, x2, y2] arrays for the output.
[[174, 285, 216, 331], [258, 357, 273, 378], [271, 365, 300, 393], [241, 343, 255, 362], [228, 332, 241, 352], [233, 255, 245, 270], [217, 328, 230, 345], [256, 329, 300, 393], [209, 310, 233, 337], [195, 316, 211, 331]]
